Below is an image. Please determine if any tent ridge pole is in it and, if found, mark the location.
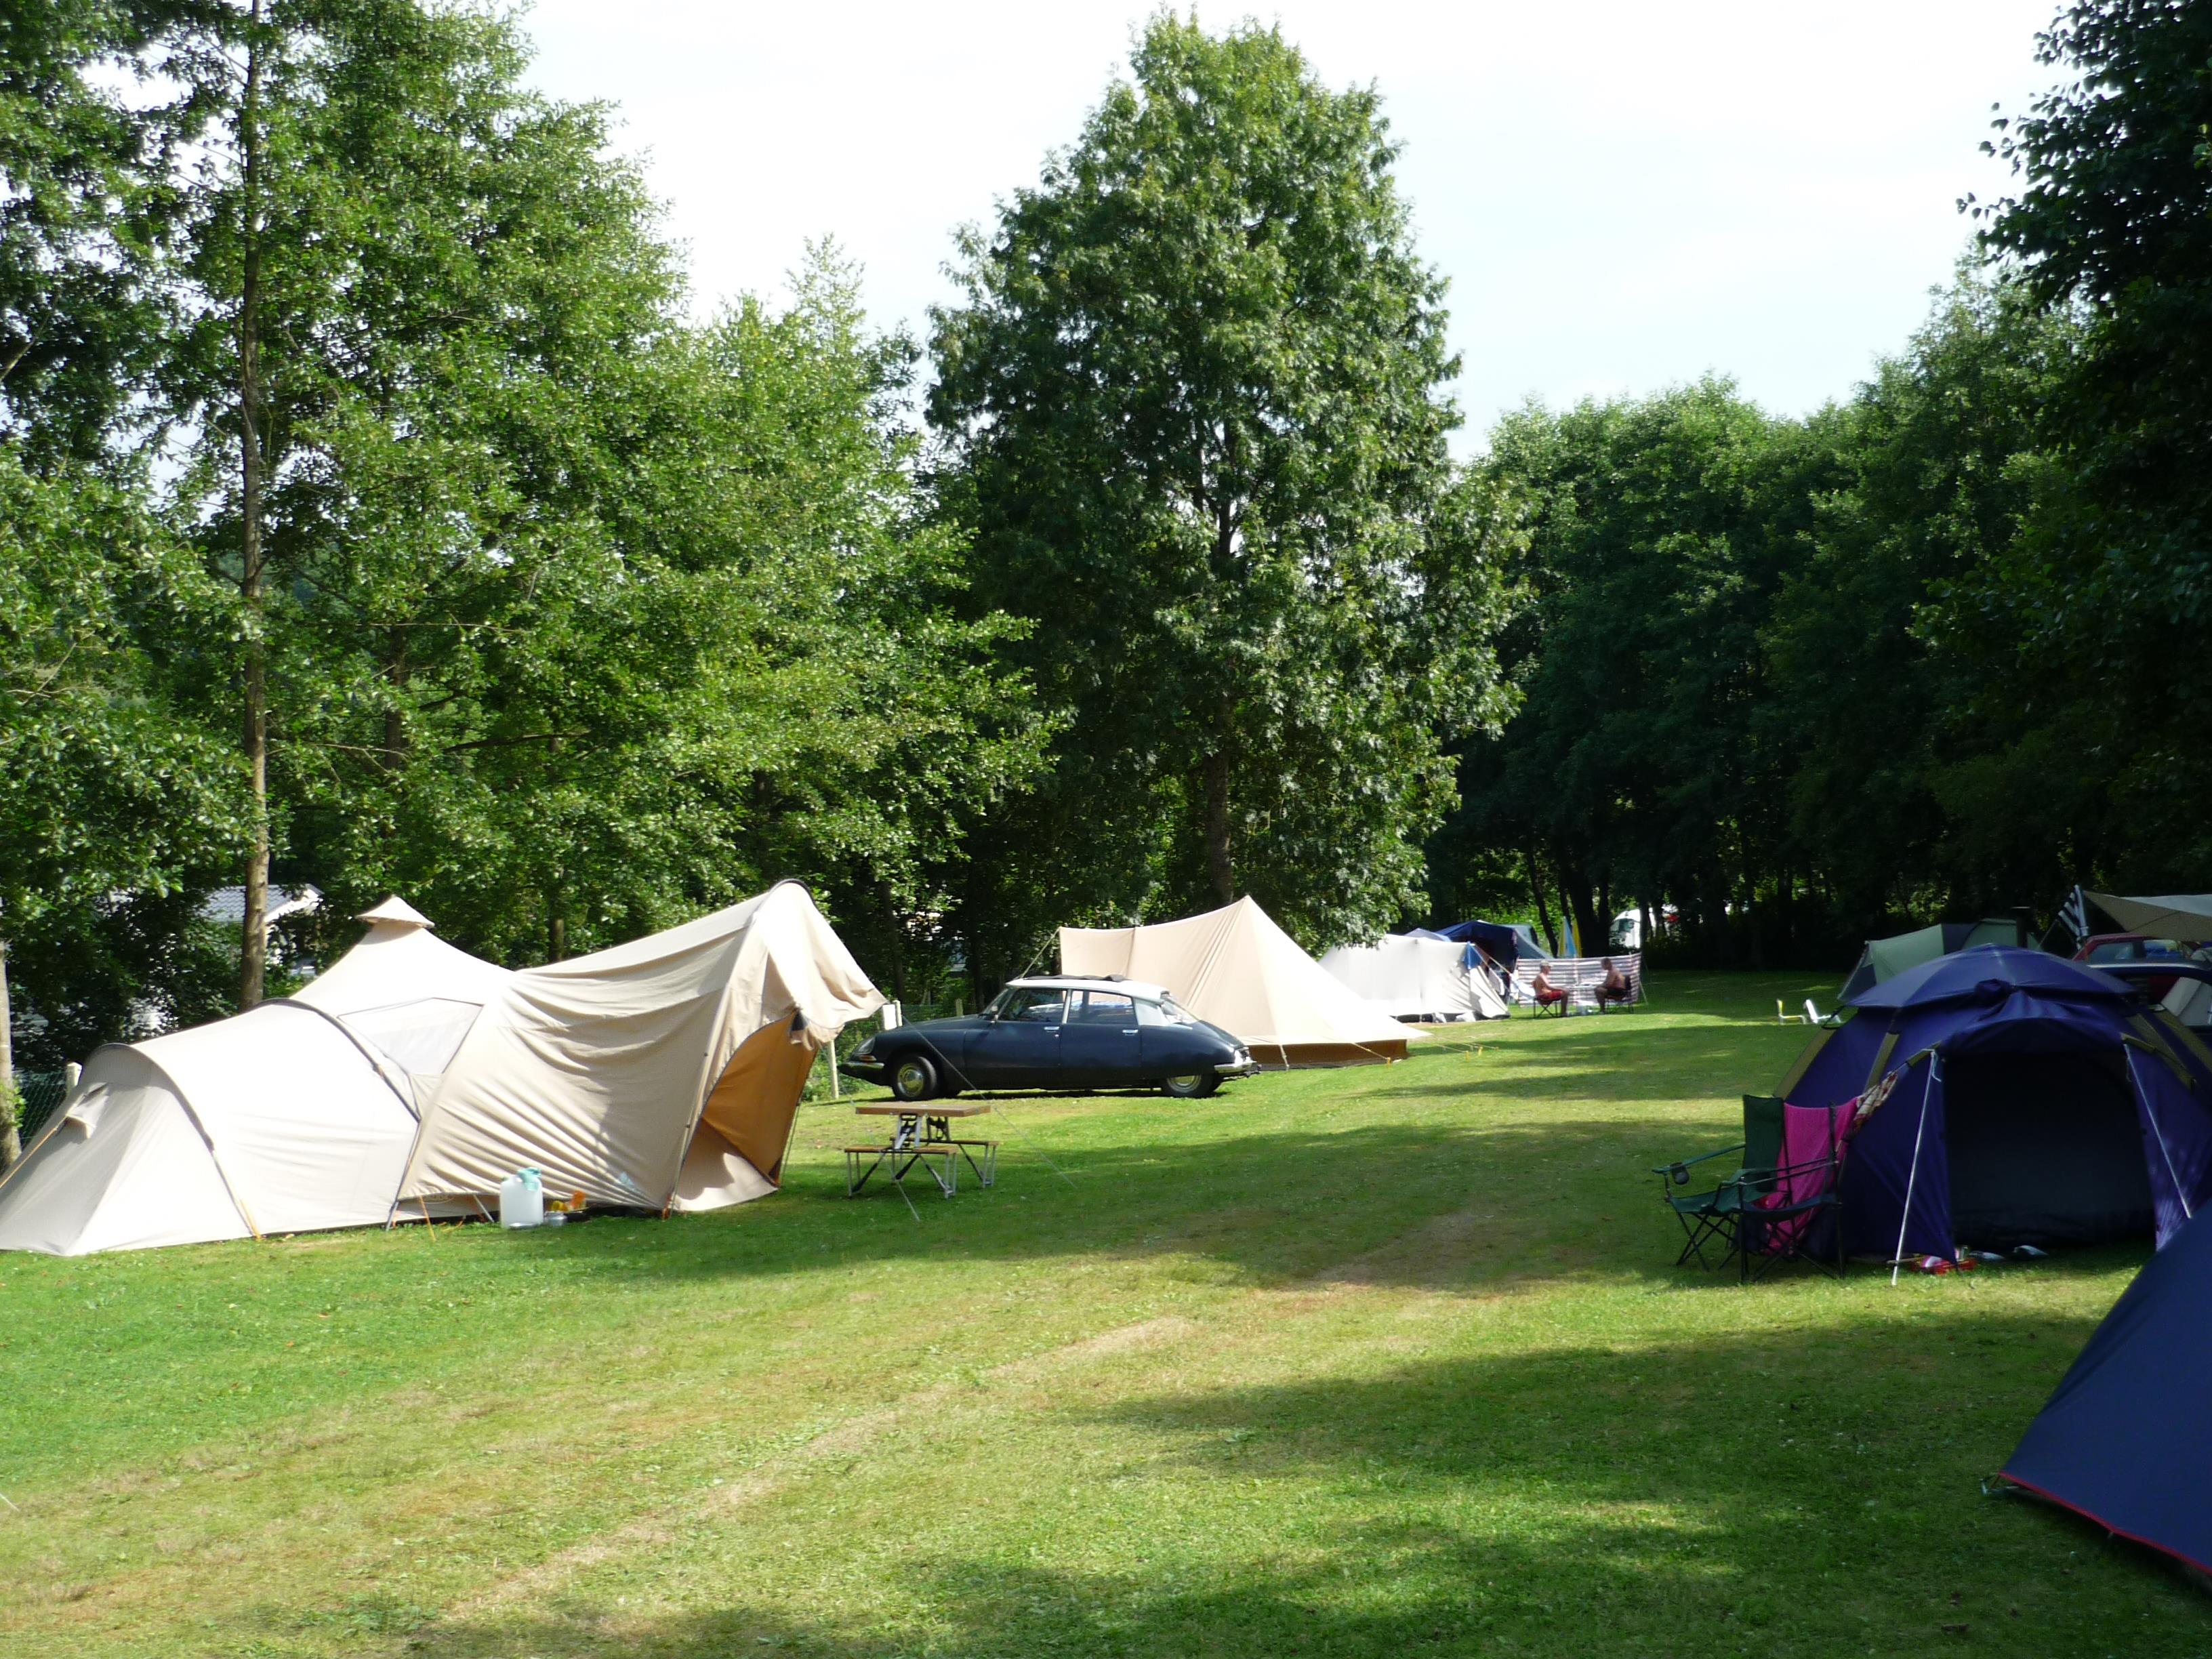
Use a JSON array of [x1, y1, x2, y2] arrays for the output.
[[2126, 1046, 2192, 1223], [1892, 1054, 1938, 1286]]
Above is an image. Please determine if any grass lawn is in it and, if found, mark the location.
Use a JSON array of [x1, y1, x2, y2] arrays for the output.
[[2, 970, 2206, 1657]]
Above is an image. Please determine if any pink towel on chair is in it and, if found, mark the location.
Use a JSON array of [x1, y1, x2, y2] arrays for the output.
[[1754, 1100, 1859, 1252]]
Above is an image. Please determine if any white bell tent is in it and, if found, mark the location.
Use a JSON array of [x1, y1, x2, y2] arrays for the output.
[[1060, 897, 1418, 1066], [1319, 934, 1509, 1023]]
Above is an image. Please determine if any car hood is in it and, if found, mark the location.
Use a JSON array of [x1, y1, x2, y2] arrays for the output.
[[887, 1014, 992, 1040]]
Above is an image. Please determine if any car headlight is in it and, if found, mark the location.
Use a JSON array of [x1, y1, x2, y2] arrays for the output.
[[852, 1037, 876, 1060]]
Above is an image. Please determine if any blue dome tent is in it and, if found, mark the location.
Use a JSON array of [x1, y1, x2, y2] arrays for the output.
[[1773, 946, 2212, 1265], [2001, 1204, 2212, 1573]]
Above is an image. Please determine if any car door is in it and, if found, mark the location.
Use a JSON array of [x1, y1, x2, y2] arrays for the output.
[[1059, 990, 1143, 1085], [968, 987, 1065, 1086]]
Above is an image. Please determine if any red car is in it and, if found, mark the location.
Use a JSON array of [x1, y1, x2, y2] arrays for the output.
[[2074, 933, 2188, 1000]]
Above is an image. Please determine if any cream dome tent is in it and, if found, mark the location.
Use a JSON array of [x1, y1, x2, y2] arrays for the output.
[[0, 896, 510, 1256], [1060, 897, 1418, 1067], [399, 880, 882, 1215], [1319, 934, 1509, 1023]]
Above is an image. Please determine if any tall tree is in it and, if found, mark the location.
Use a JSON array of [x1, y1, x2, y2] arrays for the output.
[[0, 0, 247, 1148], [1450, 381, 1830, 961], [930, 16, 1513, 957], [0, 457, 243, 1158], [1967, 0, 2212, 885]]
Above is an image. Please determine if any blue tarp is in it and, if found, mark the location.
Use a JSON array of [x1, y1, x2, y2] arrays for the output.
[[1782, 946, 2212, 1259], [1429, 920, 1532, 970], [2003, 1204, 2212, 1574]]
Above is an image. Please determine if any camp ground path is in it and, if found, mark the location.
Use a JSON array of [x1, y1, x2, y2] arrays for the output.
[[0, 972, 2203, 1658]]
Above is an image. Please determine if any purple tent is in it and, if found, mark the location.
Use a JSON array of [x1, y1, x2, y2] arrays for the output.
[[1774, 946, 2212, 1262]]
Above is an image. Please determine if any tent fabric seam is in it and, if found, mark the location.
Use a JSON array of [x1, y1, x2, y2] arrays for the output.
[[1996, 1472, 2212, 1579]]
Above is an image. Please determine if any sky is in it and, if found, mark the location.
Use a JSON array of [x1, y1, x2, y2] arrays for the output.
[[520, 0, 2062, 447]]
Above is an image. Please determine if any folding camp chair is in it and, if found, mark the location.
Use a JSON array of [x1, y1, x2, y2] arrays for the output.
[[1654, 1095, 1786, 1271]]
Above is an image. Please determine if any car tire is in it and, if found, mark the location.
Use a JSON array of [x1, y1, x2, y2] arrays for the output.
[[1160, 1071, 1220, 1100], [890, 1054, 938, 1103]]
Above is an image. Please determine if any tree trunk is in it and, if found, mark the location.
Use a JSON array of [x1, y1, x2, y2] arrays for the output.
[[1560, 859, 1602, 960], [236, 1, 270, 1012], [0, 932, 18, 1169], [879, 881, 907, 1004], [1202, 743, 1235, 906], [546, 886, 565, 962], [1525, 844, 1557, 956]]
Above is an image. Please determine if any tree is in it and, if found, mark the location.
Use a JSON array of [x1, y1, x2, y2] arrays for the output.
[[1448, 381, 1832, 962], [0, 0, 248, 1154], [930, 17, 1513, 962], [1966, 0, 2212, 884], [1763, 274, 2078, 926], [137, 4, 1040, 978], [0, 456, 243, 1158]]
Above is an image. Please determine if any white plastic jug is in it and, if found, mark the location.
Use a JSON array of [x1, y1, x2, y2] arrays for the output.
[[499, 1167, 544, 1229]]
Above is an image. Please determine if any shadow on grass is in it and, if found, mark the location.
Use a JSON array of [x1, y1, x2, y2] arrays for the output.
[[1371, 1021, 1814, 1104], [494, 1115, 1774, 1294], [477, 1101, 2161, 1307], [396, 1311, 2203, 1659]]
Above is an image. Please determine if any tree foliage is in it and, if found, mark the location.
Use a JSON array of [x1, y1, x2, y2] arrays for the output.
[[931, 16, 1517, 958]]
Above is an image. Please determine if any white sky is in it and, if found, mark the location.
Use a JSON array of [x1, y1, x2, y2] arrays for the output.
[[520, 0, 2060, 447]]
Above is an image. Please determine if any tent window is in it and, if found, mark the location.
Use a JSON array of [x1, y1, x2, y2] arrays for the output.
[[1946, 1052, 2154, 1248]]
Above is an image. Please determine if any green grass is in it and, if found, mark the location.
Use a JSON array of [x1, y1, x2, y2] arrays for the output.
[[2, 970, 2206, 1656]]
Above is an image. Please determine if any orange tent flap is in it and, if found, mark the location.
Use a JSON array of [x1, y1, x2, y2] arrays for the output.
[[697, 1019, 819, 1183]]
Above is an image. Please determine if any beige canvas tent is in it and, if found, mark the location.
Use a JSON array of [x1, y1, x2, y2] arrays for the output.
[[2085, 892, 2212, 941], [1319, 934, 1509, 1023], [0, 897, 510, 1255], [1060, 897, 1417, 1067], [398, 880, 881, 1215]]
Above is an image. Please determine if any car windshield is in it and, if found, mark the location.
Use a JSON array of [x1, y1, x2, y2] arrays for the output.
[[1155, 994, 1197, 1025]]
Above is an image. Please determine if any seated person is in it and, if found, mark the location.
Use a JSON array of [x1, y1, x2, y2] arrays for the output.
[[1531, 963, 1568, 1012], [1598, 957, 1632, 1007]]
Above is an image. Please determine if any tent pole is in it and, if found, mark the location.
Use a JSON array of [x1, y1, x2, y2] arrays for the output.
[[2125, 1045, 2192, 1223], [1891, 1054, 1939, 1287]]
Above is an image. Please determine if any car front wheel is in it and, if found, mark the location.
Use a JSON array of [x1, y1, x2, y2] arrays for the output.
[[890, 1054, 938, 1102], [1160, 1071, 1220, 1100]]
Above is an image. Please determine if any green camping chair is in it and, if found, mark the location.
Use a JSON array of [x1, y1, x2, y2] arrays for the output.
[[1654, 1095, 1786, 1272]]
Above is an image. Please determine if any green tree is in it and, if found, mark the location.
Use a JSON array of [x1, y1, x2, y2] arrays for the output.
[[1967, 0, 2212, 884], [279, 248, 1044, 972], [930, 16, 1513, 958], [0, 1, 249, 1151], [0, 457, 243, 1158], [1450, 381, 1830, 961], [143, 3, 1038, 976], [1764, 274, 2078, 926]]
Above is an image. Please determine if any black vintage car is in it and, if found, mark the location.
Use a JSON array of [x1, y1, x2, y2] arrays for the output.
[[840, 976, 1256, 1101]]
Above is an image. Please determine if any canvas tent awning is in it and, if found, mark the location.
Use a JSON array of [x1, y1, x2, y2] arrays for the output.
[[2085, 892, 2212, 942], [1320, 935, 1508, 1022], [1059, 897, 1417, 1066], [400, 881, 882, 1212]]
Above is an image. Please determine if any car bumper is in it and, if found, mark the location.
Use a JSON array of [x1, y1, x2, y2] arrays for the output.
[[838, 1059, 889, 1085], [1216, 1057, 1260, 1078]]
